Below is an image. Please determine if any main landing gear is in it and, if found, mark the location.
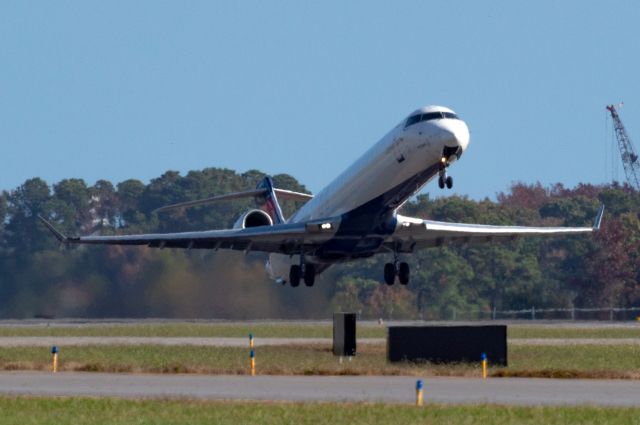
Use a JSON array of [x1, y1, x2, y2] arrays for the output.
[[383, 259, 410, 286], [289, 263, 316, 287]]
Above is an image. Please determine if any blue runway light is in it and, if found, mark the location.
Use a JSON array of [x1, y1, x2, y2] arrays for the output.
[[415, 379, 424, 406], [51, 346, 58, 354], [250, 350, 255, 358], [481, 352, 488, 379]]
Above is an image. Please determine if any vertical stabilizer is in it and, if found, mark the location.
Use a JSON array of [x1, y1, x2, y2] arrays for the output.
[[255, 177, 285, 224]]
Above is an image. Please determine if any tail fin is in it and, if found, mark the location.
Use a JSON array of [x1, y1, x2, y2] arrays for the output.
[[255, 177, 286, 224]]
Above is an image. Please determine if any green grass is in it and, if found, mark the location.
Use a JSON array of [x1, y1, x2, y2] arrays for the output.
[[500, 344, 640, 378], [1, 322, 639, 339], [508, 326, 640, 339], [1, 343, 639, 378], [0, 397, 639, 425]]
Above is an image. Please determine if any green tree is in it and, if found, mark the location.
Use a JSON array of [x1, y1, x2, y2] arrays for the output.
[[91, 180, 119, 230], [0, 191, 7, 247], [411, 248, 475, 319], [116, 179, 146, 229], [5, 178, 53, 254]]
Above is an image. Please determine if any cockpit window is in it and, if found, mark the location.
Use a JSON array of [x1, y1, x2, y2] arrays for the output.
[[405, 114, 422, 127], [404, 111, 459, 128]]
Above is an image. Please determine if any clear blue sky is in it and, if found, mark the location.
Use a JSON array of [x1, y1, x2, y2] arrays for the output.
[[2, 1, 639, 200]]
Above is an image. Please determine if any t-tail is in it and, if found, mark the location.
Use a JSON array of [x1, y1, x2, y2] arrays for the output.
[[152, 176, 313, 217], [254, 177, 285, 224]]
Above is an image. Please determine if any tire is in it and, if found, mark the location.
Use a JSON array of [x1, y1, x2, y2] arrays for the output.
[[446, 176, 453, 189], [398, 262, 410, 285], [304, 264, 316, 287], [383, 263, 396, 285], [289, 265, 301, 287], [438, 176, 445, 189]]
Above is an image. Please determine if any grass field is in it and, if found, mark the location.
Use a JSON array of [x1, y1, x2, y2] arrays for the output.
[[1, 343, 639, 378], [0, 397, 639, 425], [1, 322, 639, 339]]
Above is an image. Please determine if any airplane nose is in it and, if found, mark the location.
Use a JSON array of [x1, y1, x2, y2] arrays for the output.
[[438, 120, 470, 152]]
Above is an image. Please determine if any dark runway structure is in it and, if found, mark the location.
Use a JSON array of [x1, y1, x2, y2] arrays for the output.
[[387, 325, 508, 365], [1, 372, 639, 406]]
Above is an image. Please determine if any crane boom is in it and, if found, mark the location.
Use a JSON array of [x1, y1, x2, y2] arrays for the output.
[[606, 104, 640, 191]]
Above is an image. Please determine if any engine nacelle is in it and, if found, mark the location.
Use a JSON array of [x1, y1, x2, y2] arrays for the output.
[[233, 209, 273, 229]]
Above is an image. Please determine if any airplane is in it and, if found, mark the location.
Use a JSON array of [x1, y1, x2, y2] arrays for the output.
[[39, 105, 604, 287]]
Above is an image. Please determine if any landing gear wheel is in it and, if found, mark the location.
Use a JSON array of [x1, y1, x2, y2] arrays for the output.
[[384, 263, 396, 286], [304, 264, 316, 287], [438, 175, 445, 189], [289, 265, 301, 287], [398, 262, 410, 285], [446, 175, 453, 189]]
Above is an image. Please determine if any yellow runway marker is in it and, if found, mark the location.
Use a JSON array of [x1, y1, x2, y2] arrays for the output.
[[51, 346, 58, 373], [250, 350, 256, 376], [481, 352, 488, 379], [415, 379, 424, 406]]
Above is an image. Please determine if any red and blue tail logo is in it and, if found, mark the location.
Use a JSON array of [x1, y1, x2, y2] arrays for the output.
[[255, 177, 285, 224]]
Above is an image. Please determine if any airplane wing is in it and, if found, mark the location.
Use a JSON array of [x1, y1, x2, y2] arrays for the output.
[[39, 205, 603, 255], [387, 205, 604, 251], [38, 215, 338, 254]]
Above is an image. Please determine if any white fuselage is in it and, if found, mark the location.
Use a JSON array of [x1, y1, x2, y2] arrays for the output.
[[266, 106, 470, 282]]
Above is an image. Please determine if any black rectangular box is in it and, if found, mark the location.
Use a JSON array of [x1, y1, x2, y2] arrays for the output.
[[387, 325, 507, 365], [333, 313, 356, 356]]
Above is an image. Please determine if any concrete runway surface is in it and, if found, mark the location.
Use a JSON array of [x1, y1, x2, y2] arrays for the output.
[[0, 337, 349, 347], [1, 372, 639, 406]]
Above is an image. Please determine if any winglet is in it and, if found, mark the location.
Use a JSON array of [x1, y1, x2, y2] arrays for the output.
[[593, 205, 605, 231], [37, 215, 68, 243]]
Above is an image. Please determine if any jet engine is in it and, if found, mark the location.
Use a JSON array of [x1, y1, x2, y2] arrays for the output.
[[233, 209, 273, 229]]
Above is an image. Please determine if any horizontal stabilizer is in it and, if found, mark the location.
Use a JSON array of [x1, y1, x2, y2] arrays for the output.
[[273, 188, 314, 202], [155, 188, 313, 213]]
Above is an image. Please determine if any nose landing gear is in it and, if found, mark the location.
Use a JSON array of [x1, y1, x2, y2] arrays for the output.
[[438, 173, 453, 189], [438, 149, 455, 189]]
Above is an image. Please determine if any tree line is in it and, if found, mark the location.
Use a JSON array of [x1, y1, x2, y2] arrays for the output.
[[0, 168, 638, 319]]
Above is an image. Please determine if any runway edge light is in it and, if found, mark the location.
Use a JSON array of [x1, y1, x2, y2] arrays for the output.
[[415, 379, 424, 406], [481, 352, 488, 379], [250, 349, 256, 376], [51, 346, 58, 373]]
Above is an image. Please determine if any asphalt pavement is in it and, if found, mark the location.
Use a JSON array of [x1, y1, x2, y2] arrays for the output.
[[1, 336, 639, 347], [1, 372, 639, 406]]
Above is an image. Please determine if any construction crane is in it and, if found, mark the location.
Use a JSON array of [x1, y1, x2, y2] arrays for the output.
[[606, 104, 640, 191]]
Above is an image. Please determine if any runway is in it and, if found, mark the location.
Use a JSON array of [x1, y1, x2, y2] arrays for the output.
[[1, 372, 639, 406], [1, 336, 638, 347], [0, 336, 351, 347]]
